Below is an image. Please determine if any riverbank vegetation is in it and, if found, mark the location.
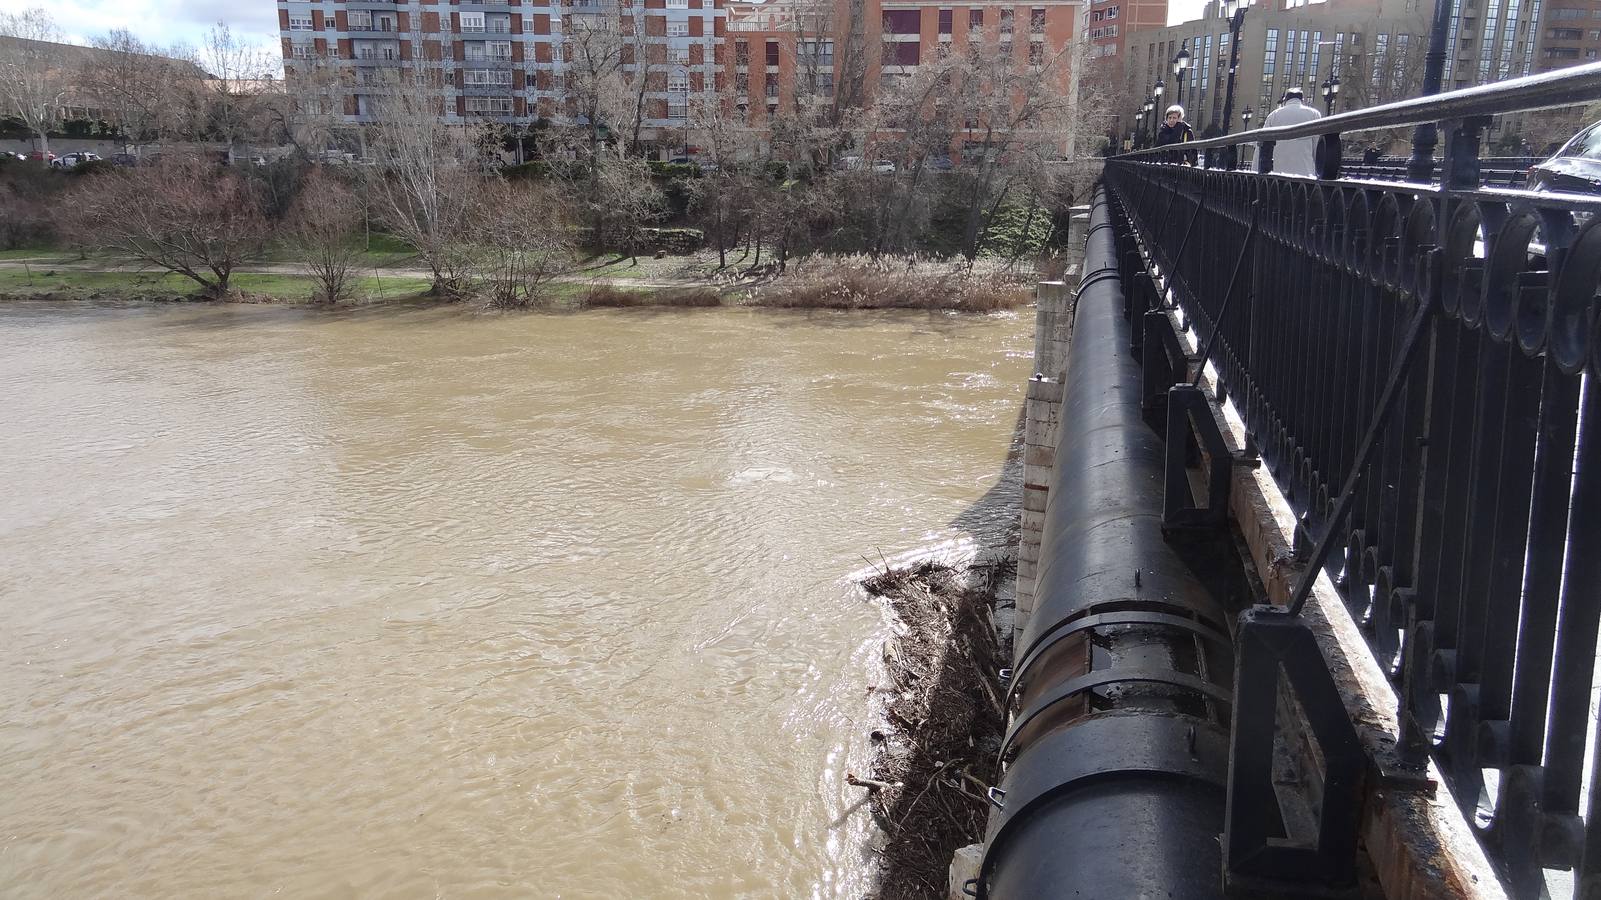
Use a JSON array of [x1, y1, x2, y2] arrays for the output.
[[859, 554, 1014, 900], [0, 35, 1097, 310]]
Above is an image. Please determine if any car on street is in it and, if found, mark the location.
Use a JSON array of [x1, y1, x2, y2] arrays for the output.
[[1528, 120, 1601, 196], [51, 152, 101, 169], [27, 150, 57, 164]]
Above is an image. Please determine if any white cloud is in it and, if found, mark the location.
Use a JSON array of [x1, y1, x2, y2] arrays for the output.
[[0, 0, 281, 70]]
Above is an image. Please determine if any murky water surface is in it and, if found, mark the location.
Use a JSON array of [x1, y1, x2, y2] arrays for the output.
[[0, 302, 1026, 898]]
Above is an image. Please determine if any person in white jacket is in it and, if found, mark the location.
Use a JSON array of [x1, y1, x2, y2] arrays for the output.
[[1262, 89, 1323, 177]]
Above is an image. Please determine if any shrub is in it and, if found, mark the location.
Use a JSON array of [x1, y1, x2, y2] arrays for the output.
[[470, 181, 572, 309], [583, 285, 721, 308], [68, 159, 115, 179], [749, 255, 1030, 311], [284, 169, 363, 302]]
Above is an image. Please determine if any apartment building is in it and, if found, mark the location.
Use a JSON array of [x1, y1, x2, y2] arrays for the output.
[[277, 0, 726, 129], [1533, 1, 1601, 71], [1440, 0, 1543, 85], [1124, 0, 1426, 138], [1083, 0, 1166, 62], [723, 0, 1082, 125]]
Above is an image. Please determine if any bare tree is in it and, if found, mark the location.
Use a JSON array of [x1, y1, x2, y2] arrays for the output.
[[946, 39, 1075, 262], [55, 159, 270, 296], [685, 90, 761, 268], [79, 29, 203, 152], [194, 22, 279, 162], [363, 70, 488, 295], [0, 9, 69, 156], [284, 169, 364, 302], [275, 54, 351, 161], [471, 181, 573, 308]]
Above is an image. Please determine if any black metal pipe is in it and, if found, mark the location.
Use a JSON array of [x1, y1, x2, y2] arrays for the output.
[[977, 187, 1232, 900]]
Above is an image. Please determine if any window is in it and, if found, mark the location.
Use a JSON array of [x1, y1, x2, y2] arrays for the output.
[[735, 39, 749, 65], [939, 8, 953, 34], [464, 68, 512, 84], [488, 40, 512, 58], [1553, 8, 1585, 19], [1551, 27, 1584, 39], [969, 8, 983, 28], [765, 71, 778, 97], [735, 72, 748, 91], [885, 40, 920, 64], [1028, 41, 1043, 64], [999, 7, 1014, 35], [1546, 46, 1582, 56], [813, 71, 834, 94], [289, 14, 314, 30], [1030, 7, 1046, 33], [1590, 29, 1601, 39], [667, 0, 689, 6], [465, 96, 515, 114], [883, 10, 921, 33], [667, 21, 688, 36], [485, 15, 511, 33], [461, 12, 486, 32], [765, 39, 779, 65], [1105, 5, 1118, 17], [291, 42, 313, 57], [799, 40, 834, 66], [668, 72, 689, 91]]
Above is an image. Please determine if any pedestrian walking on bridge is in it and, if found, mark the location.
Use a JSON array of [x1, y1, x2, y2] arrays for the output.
[[1262, 89, 1323, 177]]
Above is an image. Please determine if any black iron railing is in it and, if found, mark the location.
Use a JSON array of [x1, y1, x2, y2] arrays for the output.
[[1106, 62, 1601, 898]]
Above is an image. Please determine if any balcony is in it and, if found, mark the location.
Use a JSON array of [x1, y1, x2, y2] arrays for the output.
[[460, 24, 514, 34], [346, 24, 401, 37], [459, 81, 516, 94]]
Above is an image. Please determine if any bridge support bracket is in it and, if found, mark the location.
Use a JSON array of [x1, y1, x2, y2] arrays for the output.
[[1224, 606, 1366, 896], [1163, 383, 1232, 530]]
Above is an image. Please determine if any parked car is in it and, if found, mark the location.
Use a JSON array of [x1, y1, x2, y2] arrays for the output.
[[27, 150, 57, 164], [51, 151, 101, 169], [872, 159, 897, 174], [108, 153, 139, 167], [1527, 120, 1601, 196]]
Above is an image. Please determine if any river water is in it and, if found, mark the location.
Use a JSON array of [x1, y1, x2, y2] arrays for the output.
[[0, 301, 1028, 899]]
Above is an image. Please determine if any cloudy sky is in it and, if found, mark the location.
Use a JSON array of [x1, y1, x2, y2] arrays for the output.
[[0, 0, 283, 64]]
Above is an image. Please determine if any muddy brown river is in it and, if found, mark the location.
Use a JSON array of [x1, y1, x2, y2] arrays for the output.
[[0, 301, 1027, 898]]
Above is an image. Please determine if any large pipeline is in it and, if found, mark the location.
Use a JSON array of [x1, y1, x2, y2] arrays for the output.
[[976, 187, 1235, 899]]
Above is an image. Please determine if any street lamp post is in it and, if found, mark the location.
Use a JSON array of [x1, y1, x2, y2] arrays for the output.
[[1219, 0, 1248, 133], [1320, 55, 1340, 115], [1172, 43, 1192, 112], [1142, 98, 1155, 146], [1239, 106, 1254, 170], [1218, 0, 1250, 168]]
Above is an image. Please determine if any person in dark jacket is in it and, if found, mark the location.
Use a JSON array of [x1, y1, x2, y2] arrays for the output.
[[1362, 144, 1382, 165], [1155, 104, 1196, 165]]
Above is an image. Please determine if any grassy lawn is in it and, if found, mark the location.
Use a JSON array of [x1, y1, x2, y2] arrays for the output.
[[259, 235, 420, 270], [0, 248, 86, 263], [0, 267, 433, 301]]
